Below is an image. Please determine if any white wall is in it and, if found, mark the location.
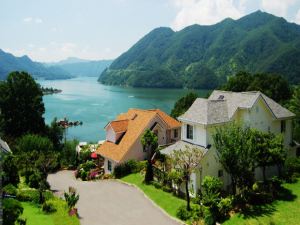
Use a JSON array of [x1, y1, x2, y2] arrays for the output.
[[103, 158, 117, 174], [106, 125, 116, 143], [181, 122, 208, 147]]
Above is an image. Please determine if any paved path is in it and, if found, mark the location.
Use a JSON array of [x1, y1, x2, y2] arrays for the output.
[[48, 170, 181, 225]]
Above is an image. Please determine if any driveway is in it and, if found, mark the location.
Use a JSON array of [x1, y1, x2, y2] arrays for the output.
[[48, 170, 181, 225]]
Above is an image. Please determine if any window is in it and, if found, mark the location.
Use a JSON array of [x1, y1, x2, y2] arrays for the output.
[[218, 170, 223, 177], [186, 124, 193, 140], [174, 129, 178, 138], [281, 120, 286, 133], [296, 148, 300, 157], [256, 106, 259, 113], [107, 160, 112, 171]]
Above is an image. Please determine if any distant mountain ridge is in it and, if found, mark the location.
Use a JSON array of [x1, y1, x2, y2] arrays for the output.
[[99, 11, 300, 89], [45, 57, 113, 77], [0, 49, 73, 80]]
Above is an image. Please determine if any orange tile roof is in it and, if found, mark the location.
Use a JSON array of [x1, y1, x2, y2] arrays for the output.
[[96, 108, 181, 163], [109, 120, 128, 133], [149, 109, 181, 129]]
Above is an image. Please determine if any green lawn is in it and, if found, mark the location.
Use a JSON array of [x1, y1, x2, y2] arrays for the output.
[[21, 199, 80, 225], [21, 202, 54, 225], [121, 173, 186, 218], [224, 179, 300, 225]]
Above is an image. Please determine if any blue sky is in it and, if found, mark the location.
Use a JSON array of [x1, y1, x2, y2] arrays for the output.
[[0, 0, 299, 62]]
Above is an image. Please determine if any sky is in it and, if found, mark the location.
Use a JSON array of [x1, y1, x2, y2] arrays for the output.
[[0, 0, 300, 62]]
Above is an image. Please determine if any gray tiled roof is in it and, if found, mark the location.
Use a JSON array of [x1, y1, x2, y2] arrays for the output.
[[0, 138, 11, 154], [178, 90, 295, 125], [160, 140, 208, 155]]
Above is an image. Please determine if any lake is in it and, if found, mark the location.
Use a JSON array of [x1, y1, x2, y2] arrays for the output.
[[39, 77, 209, 142]]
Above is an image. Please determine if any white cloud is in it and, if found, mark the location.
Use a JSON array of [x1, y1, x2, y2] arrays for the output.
[[171, 0, 244, 30], [61, 42, 77, 53], [295, 9, 300, 24], [35, 18, 43, 24], [261, 0, 296, 17], [23, 17, 33, 23], [22, 17, 43, 24]]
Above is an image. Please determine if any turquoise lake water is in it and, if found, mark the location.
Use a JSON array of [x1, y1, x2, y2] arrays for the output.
[[39, 77, 209, 142]]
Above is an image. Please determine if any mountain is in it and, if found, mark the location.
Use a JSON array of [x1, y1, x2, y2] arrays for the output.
[[0, 49, 73, 80], [99, 11, 300, 89], [48, 57, 91, 65], [46, 58, 113, 77]]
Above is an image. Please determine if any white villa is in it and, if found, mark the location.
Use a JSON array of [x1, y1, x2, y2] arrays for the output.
[[162, 90, 296, 193]]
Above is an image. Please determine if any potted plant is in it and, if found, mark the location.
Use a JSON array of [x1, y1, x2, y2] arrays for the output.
[[64, 187, 80, 216]]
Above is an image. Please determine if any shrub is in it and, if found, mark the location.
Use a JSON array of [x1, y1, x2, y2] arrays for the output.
[[203, 206, 215, 225], [144, 161, 154, 184], [113, 160, 145, 178], [217, 196, 233, 219], [3, 184, 18, 196], [80, 171, 88, 181], [88, 169, 100, 180], [17, 189, 39, 203], [16, 218, 27, 225], [28, 172, 42, 189], [201, 176, 222, 207], [176, 205, 192, 221], [252, 181, 264, 193], [3, 198, 24, 225], [103, 174, 112, 179], [284, 157, 300, 181], [151, 181, 162, 189], [42, 201, 57, 213], [81, 160, 96, 171], [162, 185, 172, 193]]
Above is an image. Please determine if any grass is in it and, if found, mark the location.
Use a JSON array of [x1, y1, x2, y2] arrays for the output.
[[224, 179, 300, 225], [121, 173, 186, 218], [21, 198, 80, 225], [21, 202, 54, 225]]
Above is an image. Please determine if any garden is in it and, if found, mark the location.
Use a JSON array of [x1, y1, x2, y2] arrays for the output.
[[117, 127, 300, 225]]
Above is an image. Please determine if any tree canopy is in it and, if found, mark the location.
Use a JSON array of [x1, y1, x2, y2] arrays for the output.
[[288, 86, 300, 142], [169, 145, 204, 210], [170, 92, 198, 119], [0, 71, 46, 138], [222, 71, 292, 103]]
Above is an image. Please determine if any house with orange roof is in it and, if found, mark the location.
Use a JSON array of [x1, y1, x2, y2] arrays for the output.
[[96, 108, 181, 174]]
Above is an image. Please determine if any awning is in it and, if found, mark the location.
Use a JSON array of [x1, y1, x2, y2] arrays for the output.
[[91, 152, 98, 159]]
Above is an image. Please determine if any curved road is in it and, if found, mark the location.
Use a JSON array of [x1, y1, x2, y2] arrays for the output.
[[48, 170, 181, 225]]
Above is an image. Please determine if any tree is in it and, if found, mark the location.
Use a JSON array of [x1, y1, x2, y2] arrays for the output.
[[222, 71, 292, 103], [252, 130, 287, 181], [201, 176, 223, 222], [269, 134, 287, 177], [141, 129, 158, 183], [170, 92, 198, 118], [0, 71, 46, 138], [213, 123, 255, 194], [288, 86, 300, 142], [45, 118, 64, 150], [221, 71, 252, 92], [1, 154, 20, 186], [3, 198, 24, 225], [60, 139, 79, 168], [252, 130, 274, 183], [170, 145, 204, 211], [15, 134, 58, 203]]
